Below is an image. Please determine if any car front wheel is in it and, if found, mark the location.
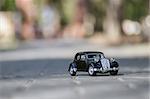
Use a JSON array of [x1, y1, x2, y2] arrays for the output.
[[88, 65, 96, 76]]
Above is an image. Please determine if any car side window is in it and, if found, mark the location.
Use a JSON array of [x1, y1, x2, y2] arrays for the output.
[[76, 55, 80, 60], [80, 55, 86, 61]]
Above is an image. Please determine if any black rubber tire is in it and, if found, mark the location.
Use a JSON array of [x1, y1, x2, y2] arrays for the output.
[[110, 70, 118, 75], [69, 65, 76, 76], [88, 65, 96, 76]]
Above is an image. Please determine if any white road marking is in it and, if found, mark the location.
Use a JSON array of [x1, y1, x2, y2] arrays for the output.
[[72, 77, 86, 98], [117, 77, 125, 82]]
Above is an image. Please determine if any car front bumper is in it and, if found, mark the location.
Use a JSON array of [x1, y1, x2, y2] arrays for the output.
[[94, 67, 119, 72]]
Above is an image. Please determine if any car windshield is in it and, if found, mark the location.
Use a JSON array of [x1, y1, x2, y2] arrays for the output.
[[87, 53, 105, 59], [87, 54, 97, 59], [87, 54, 100, 59]]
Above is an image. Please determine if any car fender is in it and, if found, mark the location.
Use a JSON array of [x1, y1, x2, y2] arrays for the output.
[[88, 62, 97, 68], [110, 61, 119, 68], [68, 62, 77, 71]]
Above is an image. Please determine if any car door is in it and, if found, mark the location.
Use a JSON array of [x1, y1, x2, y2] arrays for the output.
[[78, 54, 86, 71], [75, 54, 81, 70]]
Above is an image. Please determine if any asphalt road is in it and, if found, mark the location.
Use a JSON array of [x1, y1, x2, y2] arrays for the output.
[[0, 39, 149, 99]]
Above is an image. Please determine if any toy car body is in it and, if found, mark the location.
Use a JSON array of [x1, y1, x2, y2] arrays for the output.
[[68, 51, 119, 76]]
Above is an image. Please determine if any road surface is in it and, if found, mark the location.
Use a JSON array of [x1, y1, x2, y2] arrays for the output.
[[0, 39, 149, 99]]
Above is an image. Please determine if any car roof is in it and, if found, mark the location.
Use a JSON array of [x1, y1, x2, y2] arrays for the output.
[[77, 51, 104, 55]]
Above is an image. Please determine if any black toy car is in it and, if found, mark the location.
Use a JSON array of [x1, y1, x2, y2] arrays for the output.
[[68, 51, 119, 76]]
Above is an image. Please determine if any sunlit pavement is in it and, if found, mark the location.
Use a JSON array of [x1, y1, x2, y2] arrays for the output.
[[0, 39, 149, 99], [0, 73, 149, 99]]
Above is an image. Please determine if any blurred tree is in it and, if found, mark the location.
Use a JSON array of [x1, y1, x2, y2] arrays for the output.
[[123, 0, 149, 21], [1, 0, 148, 40], [104, 0, 123, 43], [61, 0, 88, 38], [85, 0, 149, 37], [49, 0, 67, 26], [149, 0, 150, 13], [16, 0, 37, 40], [87, 0, 107, 32], [0, 0, 16, 11], [41, 0, 69, 27]]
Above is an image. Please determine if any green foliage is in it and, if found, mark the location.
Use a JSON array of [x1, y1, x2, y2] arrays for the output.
[[88, 0, 149, 31], [123, 0, 149, 21], [53, 0, 69, 26], [87, 0, 107, 31], [0, 0, 16, 11]]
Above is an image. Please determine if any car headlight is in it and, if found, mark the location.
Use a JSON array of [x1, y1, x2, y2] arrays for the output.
[[94, 68, 97, 71], [110, 58, 115, 62], [73, 68, 77, 71]]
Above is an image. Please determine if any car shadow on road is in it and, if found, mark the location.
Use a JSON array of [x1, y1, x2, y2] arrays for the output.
[[76, 73, 124, 77]]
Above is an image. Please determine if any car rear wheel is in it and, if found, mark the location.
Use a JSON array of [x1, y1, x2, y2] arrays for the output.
[[69, 65, 76, 76], [110, 70, 118, 75], [88, 65, 96, 76]]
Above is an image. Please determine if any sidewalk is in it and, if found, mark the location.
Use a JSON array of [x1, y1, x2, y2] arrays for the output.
[[0, 39, 149, 61]]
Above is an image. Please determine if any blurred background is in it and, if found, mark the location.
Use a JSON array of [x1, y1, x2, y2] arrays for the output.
[[0, 0, 150, 99], [0, 0, 149, 48]]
